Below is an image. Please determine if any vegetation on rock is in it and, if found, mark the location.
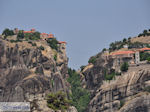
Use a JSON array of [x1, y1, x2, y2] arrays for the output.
[[138, 29, 150, 37], [104, 69, 121, 81], [38, 45, 45, 50], [17, 30, 24, 40], [140, 52, 150, 61], [120, 62, 129, 72], [80, 65, 86, 71], [47, 38, 59, 51], [47, 91, 71, 111], [143, 86, 150, 92], [54, 53, 57, 61], [88, 57, 96, 64], [67, 68, 90, 112], [119, 100, 125, 109], [2, 28, 14, 38], [24, 32, 40, 40]]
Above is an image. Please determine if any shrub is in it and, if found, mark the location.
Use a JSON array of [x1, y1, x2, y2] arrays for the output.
[[10, 40, 16, 43], [147, 57, 150, 64], [128, 42, 144, 49], [47, 91, 71, 111], [38, 45, 44, 50], [143, 30, 148, 34], [118, 100, 125, 109], [140, 52, 150, 61], [10, 39, 22, 43], [17, 30, 24, 39], [120, 62, 129, 72], [143, 86, 150, 92], [88, 57, 96, 64], [80, 65, 86, 71], [104, 70, 121, 81], [24, 31, 40, 40], [102, 48, 106, 52], [2, 28, 14, 38], [67, 68, 90, 112], [123, 38, 127, 43], [32, 43, 36, 46], [54, 53, 57, 61], [105, 73, 114, 80], [47, 38, 59, 50]]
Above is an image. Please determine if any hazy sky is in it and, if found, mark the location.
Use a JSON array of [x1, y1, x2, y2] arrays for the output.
[[0, 0, 150, 69]]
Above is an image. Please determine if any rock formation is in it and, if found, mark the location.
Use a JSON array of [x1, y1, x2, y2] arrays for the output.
[[82, 51, 150, 112], [0, 35, 75, 112]]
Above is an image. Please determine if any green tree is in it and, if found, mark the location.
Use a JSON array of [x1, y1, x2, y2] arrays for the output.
[[67, 68, 90, 112], [17, 30, 24, 40], [88, 57, 96, 64], [102, 48, 106, 52], [47, 38, 59, 50], [123, 38, 127, 43], [54, 53, 57, 61], [143, 30, 148, 34], [47, 91, 71, 111], [140, 52, 150, 61], [38, 45, 45, 50], [80, 65, 86, 71], [24, 31, 40, 40], [2, 28, 14, 38], [120, 62, 129, 72], [146, 57, 150, 64], [109, 42, 117, 51]]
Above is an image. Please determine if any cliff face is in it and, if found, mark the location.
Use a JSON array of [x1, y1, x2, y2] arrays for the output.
[[0, 36, 73, 112], [81, 52, 113, 95], [82, 52, 150, 112]]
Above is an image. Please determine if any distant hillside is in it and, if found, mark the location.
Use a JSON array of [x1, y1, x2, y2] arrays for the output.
[[131, 36, 150, 44]]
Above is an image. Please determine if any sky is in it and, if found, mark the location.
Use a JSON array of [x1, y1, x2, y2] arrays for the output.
[[0, 0, 150, 69]]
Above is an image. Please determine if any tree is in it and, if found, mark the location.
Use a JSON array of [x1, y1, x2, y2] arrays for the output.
[[17, 30, 24, 40], [67, 68, 90, 112], [47, 91, 71, 111], [102, 48, 106, 52], [24, 31, 40, 40], [47, 38, 59, 50], [80, 65, 86, 71], [143, 30, 148, 34], [123, 38, 127, 43], [88, 57, 96, 64], [146, 57, 150, 64], [140, 52, 150, 61], [120, 62, 129, 72], [109, 42, 117, 51], [2, 28, 14, 38]]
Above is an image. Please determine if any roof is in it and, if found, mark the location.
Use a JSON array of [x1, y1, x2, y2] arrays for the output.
[[40, 33, 48, 35], [58, 41, 67, 44], [139, 48, 150, 51], [23, 31, 33, 33], [48, 34, 54, 36], [111, 51, 135, 56]]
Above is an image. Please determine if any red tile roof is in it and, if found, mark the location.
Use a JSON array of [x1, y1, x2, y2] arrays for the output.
[[23, 29, 36, 33], [23, 31, 33, 33], [58, 41, 67, 44], [139, 48, 150, 51]]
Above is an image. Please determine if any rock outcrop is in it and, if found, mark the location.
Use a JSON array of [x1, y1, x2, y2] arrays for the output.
[[81, 52, 113, 96], [0, 36, 72, 112], [82, 51, 150, 112]]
